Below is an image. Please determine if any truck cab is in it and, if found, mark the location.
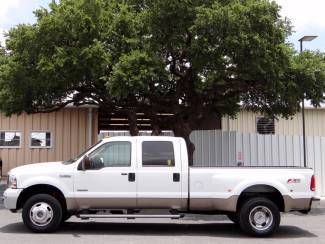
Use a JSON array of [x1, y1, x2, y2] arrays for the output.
[[72, 136, 188, 210]]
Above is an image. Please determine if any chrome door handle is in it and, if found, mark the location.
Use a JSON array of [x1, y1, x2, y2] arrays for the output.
[[121, 173, 128, 176]]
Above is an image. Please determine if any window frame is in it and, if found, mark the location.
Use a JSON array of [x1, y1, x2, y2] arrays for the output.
[[0, 130, 22, 149], [141, 141, 175, 167], [88, 141, 132, 168], [29, 131, 53, 149]]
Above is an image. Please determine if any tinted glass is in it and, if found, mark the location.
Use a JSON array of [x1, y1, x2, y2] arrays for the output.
[[142, 141, 175, 167], [89, 141, 131, 168]]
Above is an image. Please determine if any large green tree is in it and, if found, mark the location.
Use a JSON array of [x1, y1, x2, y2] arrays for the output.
[[1, 0, 325, 164]]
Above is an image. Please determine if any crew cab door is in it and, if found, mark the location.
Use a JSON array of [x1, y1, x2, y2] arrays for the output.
[[136, 138, 185, 210], [74, 139, 136, 209]]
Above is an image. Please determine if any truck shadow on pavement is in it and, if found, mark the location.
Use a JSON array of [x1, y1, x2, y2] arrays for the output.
[[0, 221, 317, 239]]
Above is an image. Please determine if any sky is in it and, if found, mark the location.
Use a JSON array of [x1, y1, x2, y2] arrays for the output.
[[0, 0, 50, 46], [276, 0, 325, 52], [0, 0, 324, 52]]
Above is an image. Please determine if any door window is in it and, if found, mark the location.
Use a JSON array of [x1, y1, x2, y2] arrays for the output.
[[142, 141, 175, 167], [89, 141, 131, 168]]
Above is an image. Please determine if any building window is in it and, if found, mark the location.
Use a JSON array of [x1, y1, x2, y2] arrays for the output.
[[142, 141, 175, 167], [0, 131, 22, 148], [256, 117, 275, 134], [30, 132, 52, 148]]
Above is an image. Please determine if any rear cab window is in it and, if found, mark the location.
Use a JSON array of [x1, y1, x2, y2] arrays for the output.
[[142, 141, 175, 167]]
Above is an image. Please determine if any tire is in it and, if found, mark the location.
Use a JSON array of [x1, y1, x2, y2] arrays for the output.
[[238, 197, 280, 237], [227, 213, 239, 224], [22, 194, 63, 233]]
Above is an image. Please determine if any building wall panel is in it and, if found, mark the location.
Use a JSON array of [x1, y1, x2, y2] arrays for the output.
[[0, 108, 98, 175], [78, 109, 86, 154], [222, 109, 325, 136]]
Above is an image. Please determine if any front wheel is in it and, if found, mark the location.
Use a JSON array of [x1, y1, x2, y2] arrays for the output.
[[22, 194, 63, 233], [238, 197, 280, 237]]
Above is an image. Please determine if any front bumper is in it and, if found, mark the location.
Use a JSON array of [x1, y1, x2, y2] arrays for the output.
[[3, 188, 22, 210]]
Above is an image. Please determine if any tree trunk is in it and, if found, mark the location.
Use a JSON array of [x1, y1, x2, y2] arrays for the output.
[[151, 124, 162, 136], [128, 110, 139, 136], [173, 118, 195, 166], [150, 112, 162, 136]]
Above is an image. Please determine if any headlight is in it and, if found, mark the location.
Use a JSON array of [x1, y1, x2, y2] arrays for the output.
[[7, 175, 17, 189]]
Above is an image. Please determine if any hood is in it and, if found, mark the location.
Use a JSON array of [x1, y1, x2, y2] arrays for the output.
[[9, 161, 66, 176]]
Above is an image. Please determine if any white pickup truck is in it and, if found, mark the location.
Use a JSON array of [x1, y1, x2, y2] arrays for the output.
[[3, 136, 317, 236]]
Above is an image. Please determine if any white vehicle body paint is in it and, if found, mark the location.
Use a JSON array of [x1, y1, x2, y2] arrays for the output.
[[4, 136, 315, 213]]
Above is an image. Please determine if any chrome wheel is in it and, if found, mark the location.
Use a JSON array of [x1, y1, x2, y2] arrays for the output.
[[248, 205, 273, 231], [29, 202, 54, 227]]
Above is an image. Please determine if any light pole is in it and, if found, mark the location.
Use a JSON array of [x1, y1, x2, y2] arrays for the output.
[[298, 35, 317, 167]]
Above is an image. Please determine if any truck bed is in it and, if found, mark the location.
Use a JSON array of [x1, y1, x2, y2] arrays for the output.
[[189, 167, 314, 212]]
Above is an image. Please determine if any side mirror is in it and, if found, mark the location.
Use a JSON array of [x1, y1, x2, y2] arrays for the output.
[[78, 155, 91, 171]]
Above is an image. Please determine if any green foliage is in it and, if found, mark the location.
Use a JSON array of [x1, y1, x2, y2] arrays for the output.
[[107, 50, 168, 99], [0, 0, 325, 127]]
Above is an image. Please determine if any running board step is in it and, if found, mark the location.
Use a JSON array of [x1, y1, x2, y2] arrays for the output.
[[78, 214, 183, 219]]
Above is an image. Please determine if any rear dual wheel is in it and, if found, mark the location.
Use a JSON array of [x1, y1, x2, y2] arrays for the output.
[[238, 197, 280, 237]]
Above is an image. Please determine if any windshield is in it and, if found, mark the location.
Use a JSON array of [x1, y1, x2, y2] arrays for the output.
[[63, 140, 103, 164]]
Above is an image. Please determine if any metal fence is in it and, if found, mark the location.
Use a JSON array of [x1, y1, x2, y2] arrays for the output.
[[190, 130, 305, 167]]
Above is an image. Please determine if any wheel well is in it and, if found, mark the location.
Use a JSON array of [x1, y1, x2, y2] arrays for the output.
[[236, 185, 285, 212], [17, 184, 67, 211]]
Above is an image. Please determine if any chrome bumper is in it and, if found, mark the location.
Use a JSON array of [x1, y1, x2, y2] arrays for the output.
[[3, 188, 22, 210]]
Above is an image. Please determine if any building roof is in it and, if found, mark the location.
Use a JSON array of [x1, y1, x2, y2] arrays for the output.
[[302, 100, 325, 109]]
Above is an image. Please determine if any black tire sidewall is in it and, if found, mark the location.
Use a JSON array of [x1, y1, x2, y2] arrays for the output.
[[239, 197, 280, 237], [22, 194, 63, 233]]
